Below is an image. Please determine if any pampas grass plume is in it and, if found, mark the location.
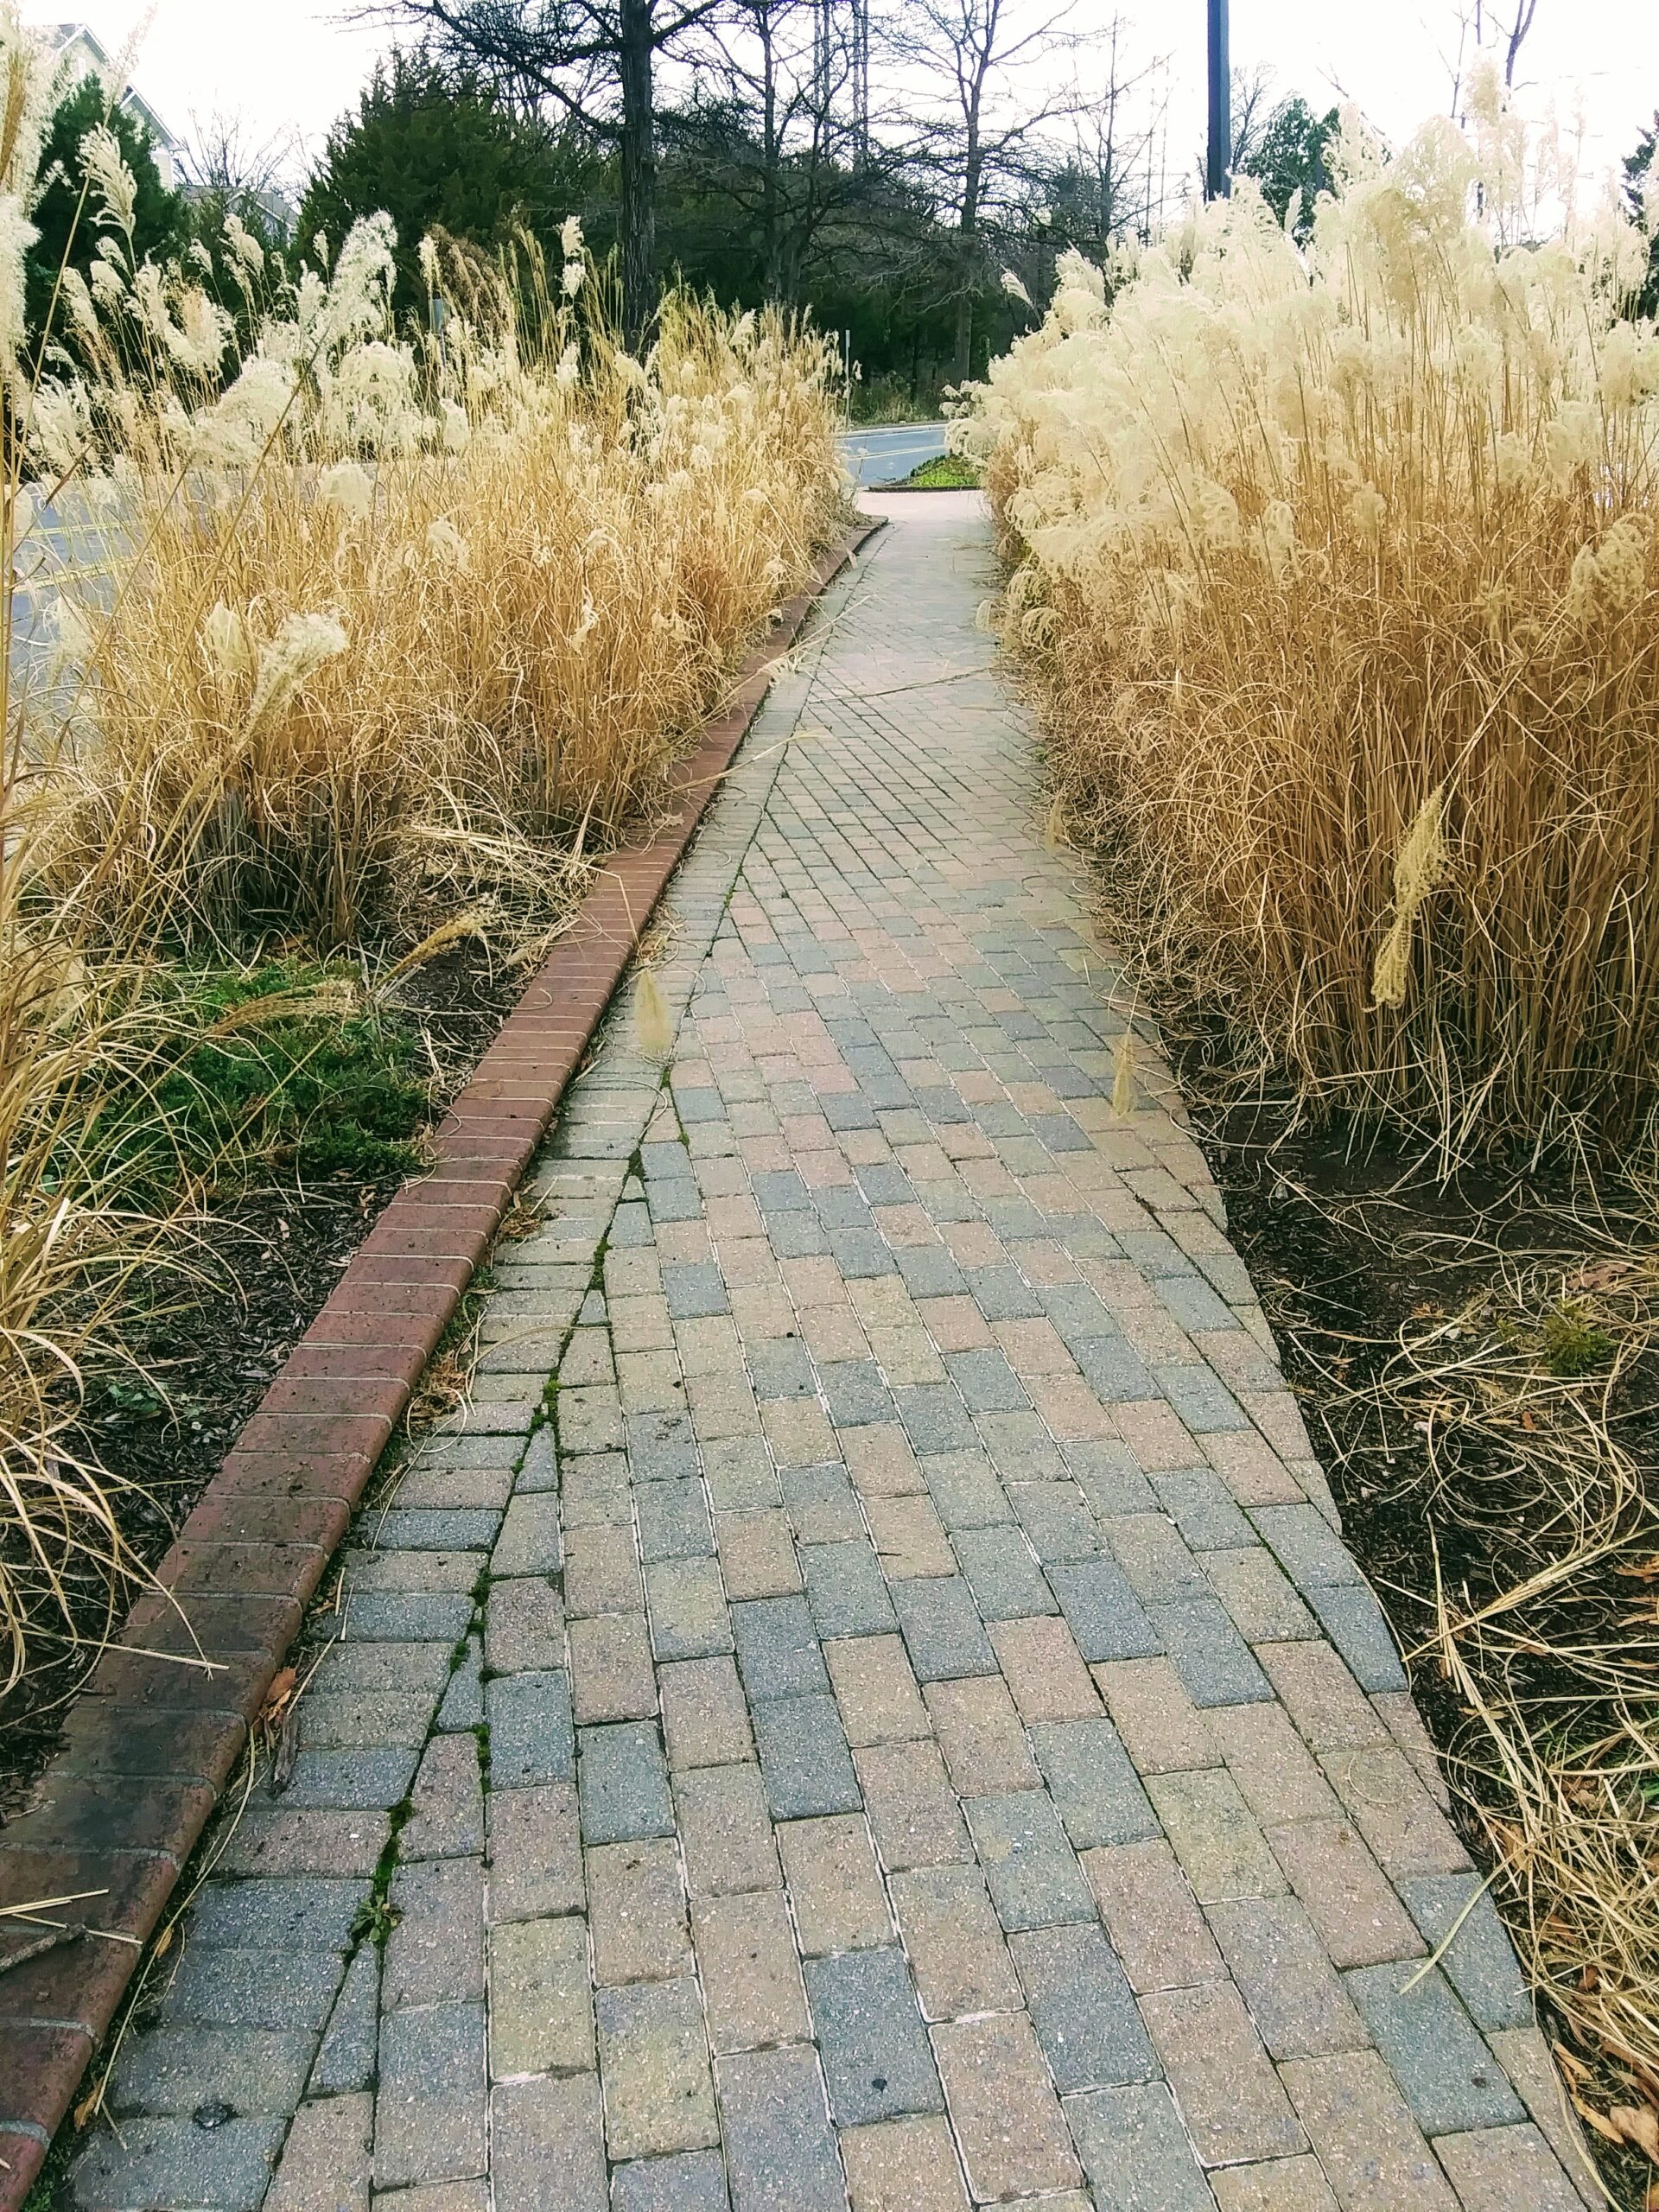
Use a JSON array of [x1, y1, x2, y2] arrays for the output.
[[1372, 786, 1449, 1011]]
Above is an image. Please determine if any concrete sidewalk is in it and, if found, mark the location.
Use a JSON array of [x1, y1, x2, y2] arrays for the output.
[[74, 494, 1590, 2212]]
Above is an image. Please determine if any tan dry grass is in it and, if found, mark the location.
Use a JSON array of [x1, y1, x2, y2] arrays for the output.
[[1303, 1225, 1659, 2192], [37, 276, 843, 950], [962, 78, 1659, 1166]]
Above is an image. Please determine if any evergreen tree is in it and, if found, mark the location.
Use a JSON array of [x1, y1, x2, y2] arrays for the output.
[[26, 73, 184, 359], [1237, 94, 1339, 239], [1625, 114, 1657, 318], [298, 49, 599, 317]]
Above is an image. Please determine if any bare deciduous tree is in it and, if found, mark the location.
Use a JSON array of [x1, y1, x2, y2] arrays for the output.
[[674, 0, 878, 302], [901, 0, 1077, 383], [1447, 0, 1544, 119], [1046, 17, 1167, 260], [181, 111, 301, 230], [355, 0, 730, 342], [1228, 63, 1276, 175]]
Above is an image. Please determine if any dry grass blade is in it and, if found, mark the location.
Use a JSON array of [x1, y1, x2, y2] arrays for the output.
[[1311, 1227, 1659, 2188]]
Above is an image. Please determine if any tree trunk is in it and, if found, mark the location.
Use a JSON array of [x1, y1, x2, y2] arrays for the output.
[[952, 97, 983, 385], [952, 284, 973, 386], [760, 14, 783, 300], [619, 0, 658, 350]]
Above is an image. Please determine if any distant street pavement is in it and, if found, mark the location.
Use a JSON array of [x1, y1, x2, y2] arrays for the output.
[[839, 419, 950, 487]]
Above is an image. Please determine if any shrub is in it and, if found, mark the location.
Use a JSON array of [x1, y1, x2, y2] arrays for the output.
[[963, 73, 1659, 1165]]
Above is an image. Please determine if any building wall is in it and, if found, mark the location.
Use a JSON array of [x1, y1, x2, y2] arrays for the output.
[[49, 23, 181, 188]]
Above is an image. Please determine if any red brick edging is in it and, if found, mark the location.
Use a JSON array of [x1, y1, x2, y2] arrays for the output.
[[0, 520, 880, 2205]]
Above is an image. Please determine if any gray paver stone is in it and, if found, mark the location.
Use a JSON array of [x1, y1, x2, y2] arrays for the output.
[[1150, 1597, 1273, 1707], [715, 2045, 845, 2212], [1046, 1560, 1161, 1664], [1028, 1717, 1160, 1850], [1009, 1921, 1156, 2091], [374, 2001, 487, 2190], [578, 1720, 675, 1843], [804, 1946, 944, 2126], [1064, 2082, 1217, 2212], [310, 1940, 381, 2093], [1400, 1873, 1534, 2032], [68, 2116, 286, 2212], [889, 1576, 996, 1681], [611, 2150, 732, 2212], [1344, 1961, 1528, 2136], [733, 1594, 832, 1700], [965, 1791, 1094, 1929], [487, 1670, 575, 1787], [752, 1692, 862, 1818], [437, 1640, 485, 1733], [106, 2023, 314, 2119]]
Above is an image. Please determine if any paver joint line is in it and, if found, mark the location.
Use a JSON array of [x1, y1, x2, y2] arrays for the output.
[[35, 495, 1597, 2212]]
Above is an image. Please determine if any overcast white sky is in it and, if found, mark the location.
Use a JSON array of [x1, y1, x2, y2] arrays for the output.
[[41, 1, 1659, 195]]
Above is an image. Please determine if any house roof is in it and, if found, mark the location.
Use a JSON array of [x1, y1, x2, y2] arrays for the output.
[[48, 21, 180, 152]]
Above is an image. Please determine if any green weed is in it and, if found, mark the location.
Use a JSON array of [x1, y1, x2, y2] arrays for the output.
[[97, 959, 428, 1197], [1541, 1300, 1617, 1378]]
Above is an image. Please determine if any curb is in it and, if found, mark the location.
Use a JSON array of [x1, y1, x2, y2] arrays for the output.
[[0, 517, 880, 2206]]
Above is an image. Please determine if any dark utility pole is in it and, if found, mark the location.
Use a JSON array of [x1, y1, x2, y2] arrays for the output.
[[1205, 0, 1230, 198]]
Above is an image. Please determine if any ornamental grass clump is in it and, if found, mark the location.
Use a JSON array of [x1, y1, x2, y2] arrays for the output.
[[0, 2, 843, 1694], [963, 72, 1659, 1165], [32, 219, 843, 950]]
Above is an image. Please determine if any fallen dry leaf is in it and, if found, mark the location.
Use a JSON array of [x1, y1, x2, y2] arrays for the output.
[[257, 1666, 297, 1726], [1611, 2106, 1659, 2163], [1554, 2042, 1594, 2088]]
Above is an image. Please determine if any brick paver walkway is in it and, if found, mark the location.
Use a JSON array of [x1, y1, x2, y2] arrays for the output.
[[73, 496, 1592, 2212]]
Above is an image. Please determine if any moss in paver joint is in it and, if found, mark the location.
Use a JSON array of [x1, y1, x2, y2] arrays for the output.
[[21, 2126, 77, 2211], [353, 1798, 413, 1951]]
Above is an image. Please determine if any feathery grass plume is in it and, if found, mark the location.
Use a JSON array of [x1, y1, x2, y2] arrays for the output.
[[963, 73, 1659, 1159], [318, 459, 374, 520], [79, 124, 136, 238], [634, 970, 673, 1060], [246, 613, 350, 737], [1371, 785, 1449, 1010]]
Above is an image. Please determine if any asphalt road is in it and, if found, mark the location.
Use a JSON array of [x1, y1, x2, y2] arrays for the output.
[[838, 418, 950, 486]]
